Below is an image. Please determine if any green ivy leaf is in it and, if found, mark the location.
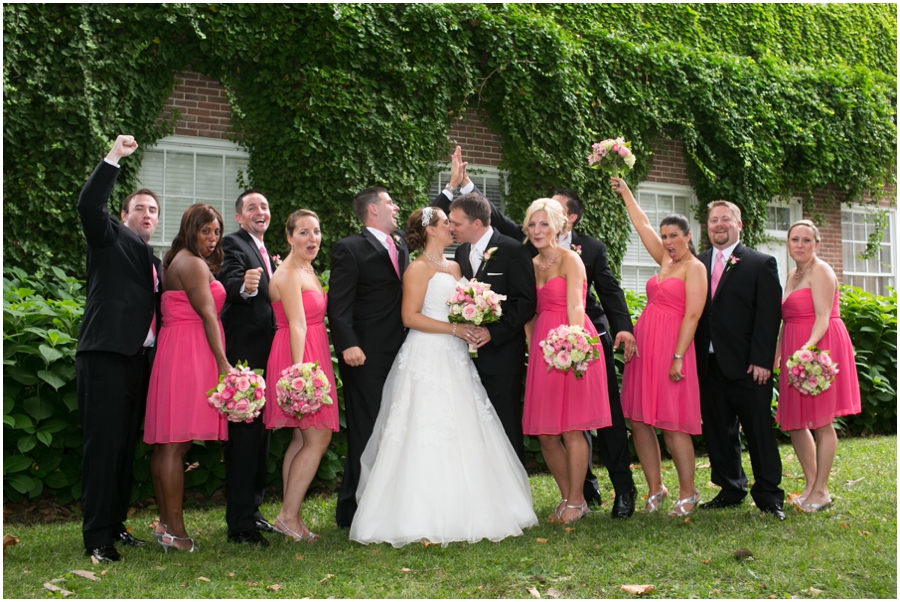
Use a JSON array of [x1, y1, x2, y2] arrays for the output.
[[36, 430, 53, 447], [37, 369, 66, 390], [39, 344, 64, 363]]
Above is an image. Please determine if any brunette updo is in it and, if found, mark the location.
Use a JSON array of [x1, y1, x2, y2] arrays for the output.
[[405, 207, 441, 251], [659, 213, 697, 256], [285, 208, 320, 238]]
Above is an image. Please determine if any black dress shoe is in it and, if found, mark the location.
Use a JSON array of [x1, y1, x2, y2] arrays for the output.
[[84, 544, 121, 562], [227, 530, 270, 547], [116, 530, 147, 547], [611, 487, 637, 519], [255, 518, 277, 533], [759, 503, 786, 521], [584, 486, 603, 509], [699, 495, 745, 510]]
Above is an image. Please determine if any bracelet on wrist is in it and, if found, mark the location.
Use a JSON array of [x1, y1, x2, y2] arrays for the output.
[[626, 201, 638, 208], [452, 324, 457, 337], [673, 353, 684, 360]]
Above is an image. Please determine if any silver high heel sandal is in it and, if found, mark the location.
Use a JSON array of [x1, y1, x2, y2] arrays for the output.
[[799, 497, 832, 513], [152, 523, 168, 542], [547, 498, 568, 523], [158, 531, 198, 553], [669, 489, 701, 517], [274, 517, 319, 542], [560, 501, 590, 523], [643, 487, 668, 513]]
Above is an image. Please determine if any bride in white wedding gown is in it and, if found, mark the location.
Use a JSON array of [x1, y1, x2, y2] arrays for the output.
[[349, 207, 537, 547]]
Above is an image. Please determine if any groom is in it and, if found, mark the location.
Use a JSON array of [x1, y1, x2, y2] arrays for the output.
[[449, 193, 536, 460]]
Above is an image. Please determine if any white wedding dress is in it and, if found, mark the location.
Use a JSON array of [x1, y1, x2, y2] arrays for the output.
[[349, 272, 538, 547]]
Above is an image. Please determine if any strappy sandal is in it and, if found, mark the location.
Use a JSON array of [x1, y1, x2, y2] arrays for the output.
[[546, 498, 568, 523], [668, 489, 701, 517], [643, 487, 668, 513], [560, 502, 590, 524], [275, 517, 320, 542], [158, 532, 198, 553]]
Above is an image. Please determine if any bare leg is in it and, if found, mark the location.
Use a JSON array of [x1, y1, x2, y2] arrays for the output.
[[281, 429, 304, 497], [149, 446, 167, 536], [275, 427, 331, 540], [662, 430, 697, 511], [631, 421, 664, 505], [153, 442, 193, 549], [789, 429, 817, 499], [538, 434, 569, 512], [559, 431, 588, 523], [805, 424, 837, 506]]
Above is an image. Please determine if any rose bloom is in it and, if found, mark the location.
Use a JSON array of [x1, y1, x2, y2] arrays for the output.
[[797, 349, 814, 363], [462, 305, 478, 321], [235, 376, 251, 392], [226, 401, 236, 410], [221, 386, 236, 401], [254, 387, 264, 399], [292, 377, 306, 390], [233, 400, 250, 414], [556, 350, 572, 368]]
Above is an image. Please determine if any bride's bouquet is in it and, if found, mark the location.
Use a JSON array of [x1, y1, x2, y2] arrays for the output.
[[447, 279, 507, 358], [785, 345, 839, 396], [588, 137, 636, 178], [207, 361, 266, 423], [275, 361, 334, 418], [540, 324, 601, 379]]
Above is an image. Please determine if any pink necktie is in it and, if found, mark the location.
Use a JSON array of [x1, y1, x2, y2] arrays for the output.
[[259, 246, 273, 278], [710, 250, 724, 297], [150, 264, 158, 337], [385, 235, 401, 279]]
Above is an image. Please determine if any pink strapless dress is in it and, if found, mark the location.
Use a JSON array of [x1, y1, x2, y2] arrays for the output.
[[777, 288, 861, 430], [522, 277, 611, 435], [621, 276, 701, 435], [144, 280, 228, 444], [263, 291, 340, 431]]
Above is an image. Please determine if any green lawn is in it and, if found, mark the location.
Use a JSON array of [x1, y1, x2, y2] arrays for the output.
[[3, 436, 896, 599]]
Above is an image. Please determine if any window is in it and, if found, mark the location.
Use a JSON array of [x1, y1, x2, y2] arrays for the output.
[[842, 207, 895, 295], [757, 198, 802, 283], [620, 183, 698, 292], [136, 135, 250, 255]]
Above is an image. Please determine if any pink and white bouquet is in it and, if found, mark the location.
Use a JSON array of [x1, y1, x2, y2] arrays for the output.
[[447, 279, 507, 357], [275, 361, 333, 418], [539, 324, 601, 379], [207, 361, 266, 423], [785, 345, 839, 396], [588, 137, 636, 178]]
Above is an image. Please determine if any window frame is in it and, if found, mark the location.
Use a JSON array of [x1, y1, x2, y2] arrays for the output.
[[841, 204, 896, 295]]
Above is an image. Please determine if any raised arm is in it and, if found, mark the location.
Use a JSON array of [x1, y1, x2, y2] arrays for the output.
[[77, 135, 139, 248], [610, 177, 666, 266]]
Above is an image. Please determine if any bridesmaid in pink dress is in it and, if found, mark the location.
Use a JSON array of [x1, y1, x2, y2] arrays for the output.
[[145, 204, 231, 552], [522, 199, 611, 524], [612, 178, 707, 517], [262, 209, 338, 542], [775, 220, 861, 513]]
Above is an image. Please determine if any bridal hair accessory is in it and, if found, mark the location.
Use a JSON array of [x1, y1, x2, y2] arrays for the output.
[[207, 361, 266, 423], [421, 206, 434, 227]]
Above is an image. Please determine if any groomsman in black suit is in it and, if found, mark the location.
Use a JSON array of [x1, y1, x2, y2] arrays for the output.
[[218, 190, 278, 546], [549, 189, 639, 519], [449, 193, 537, 460], [76, 134, 161, 561], [329, 187, 410, 528], [694, 200, 785, 519]]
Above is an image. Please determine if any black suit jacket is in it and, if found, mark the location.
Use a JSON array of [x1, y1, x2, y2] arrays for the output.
[[571, 232, 633, 338], [218, 228, 276, 369], [76, 160, 160, 356], [694, 242, 782, 381], [454, 229, 536, 375], [328, 228, 410, 357]]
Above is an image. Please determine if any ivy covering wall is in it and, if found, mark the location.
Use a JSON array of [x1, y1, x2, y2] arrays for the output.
[[4, 3, 896, 276]]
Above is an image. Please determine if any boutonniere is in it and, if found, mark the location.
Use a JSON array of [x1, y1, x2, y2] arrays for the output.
[[392, 234, 403, 247], [272, 254, 283, 268], [572, 245, 582, 256], [482, 247, 499, 263], [725, 255, 741, 270]]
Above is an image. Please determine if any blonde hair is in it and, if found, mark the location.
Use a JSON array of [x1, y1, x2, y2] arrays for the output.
[[707, 200, 742, 223], [523, 198, 569, 238], [787, 219, 821, 242]]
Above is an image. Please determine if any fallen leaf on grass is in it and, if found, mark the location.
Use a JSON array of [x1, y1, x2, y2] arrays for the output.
[[100, 570, 107, 576], [43, 583, 73, 596], [197, 577, 210, 582], [526, 586, 541, 598], [295, 554, 305, 560], [809, 587, 823, 595], [845, 478, 864, 487], [268, 584, 282, 591], [784, 454, 794, 462], [318, 574, 334, 584], [858, 530, 872, 536], [3, 534, 21, 557], [400, 568, 412, 573], [564, 528, 575, 534], [839, 523, 849, 529], [712, 589, 722, 595], [621, 584, 654, 595], [696, 462, 711, 469], [701, 558, 711, 565], [22, 570, 30, 574], [72, 570, 101, 581], [50, 578, 66, 583], [245, 580, 258, 586], [228, 573, 235, 577], [535, 538, 549, 543], [546, 587, 562, 598], [733, 548, 754, 560], [682, 518, 690, 524]]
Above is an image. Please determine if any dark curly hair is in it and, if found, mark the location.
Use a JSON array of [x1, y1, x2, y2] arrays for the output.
[[163, 203, 225, 274], [405, 207, 442, 251]]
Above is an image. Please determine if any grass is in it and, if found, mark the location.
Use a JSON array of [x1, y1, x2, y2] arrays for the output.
[[3, 436, 896, 599]]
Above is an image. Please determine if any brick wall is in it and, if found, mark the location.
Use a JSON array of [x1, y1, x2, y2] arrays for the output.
[[160, 71, 233, 139], [445, 110, 504, 166], [646, 137, 691, 186]]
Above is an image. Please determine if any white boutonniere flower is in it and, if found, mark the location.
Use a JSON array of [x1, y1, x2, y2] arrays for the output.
[[483, 247, 499, 263]]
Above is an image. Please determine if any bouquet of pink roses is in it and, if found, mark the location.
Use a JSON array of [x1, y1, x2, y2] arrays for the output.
[[539, 324, 601, 379], [275, 361, 333, 418], [588, 137, 636, 178], [447, 279, 507, 358], [207, 361, 266, 423], [785, 345, 839, 396]]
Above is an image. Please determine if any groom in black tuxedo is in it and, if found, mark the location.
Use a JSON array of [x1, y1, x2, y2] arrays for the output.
[[694, 200, 784, 519], [448, 193, 537, 460], [76, 135, 161, 561], [329, 187, 410, 528], [218, 190, 278, 546]]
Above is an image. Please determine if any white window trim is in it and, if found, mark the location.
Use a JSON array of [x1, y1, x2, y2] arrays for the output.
[[765, 197, 803, 241], [431, 163, 509, 209], [841, 204, 896, 285]]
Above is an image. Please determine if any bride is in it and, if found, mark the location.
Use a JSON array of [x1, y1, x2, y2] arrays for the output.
[[349, 206, 538, 547]]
